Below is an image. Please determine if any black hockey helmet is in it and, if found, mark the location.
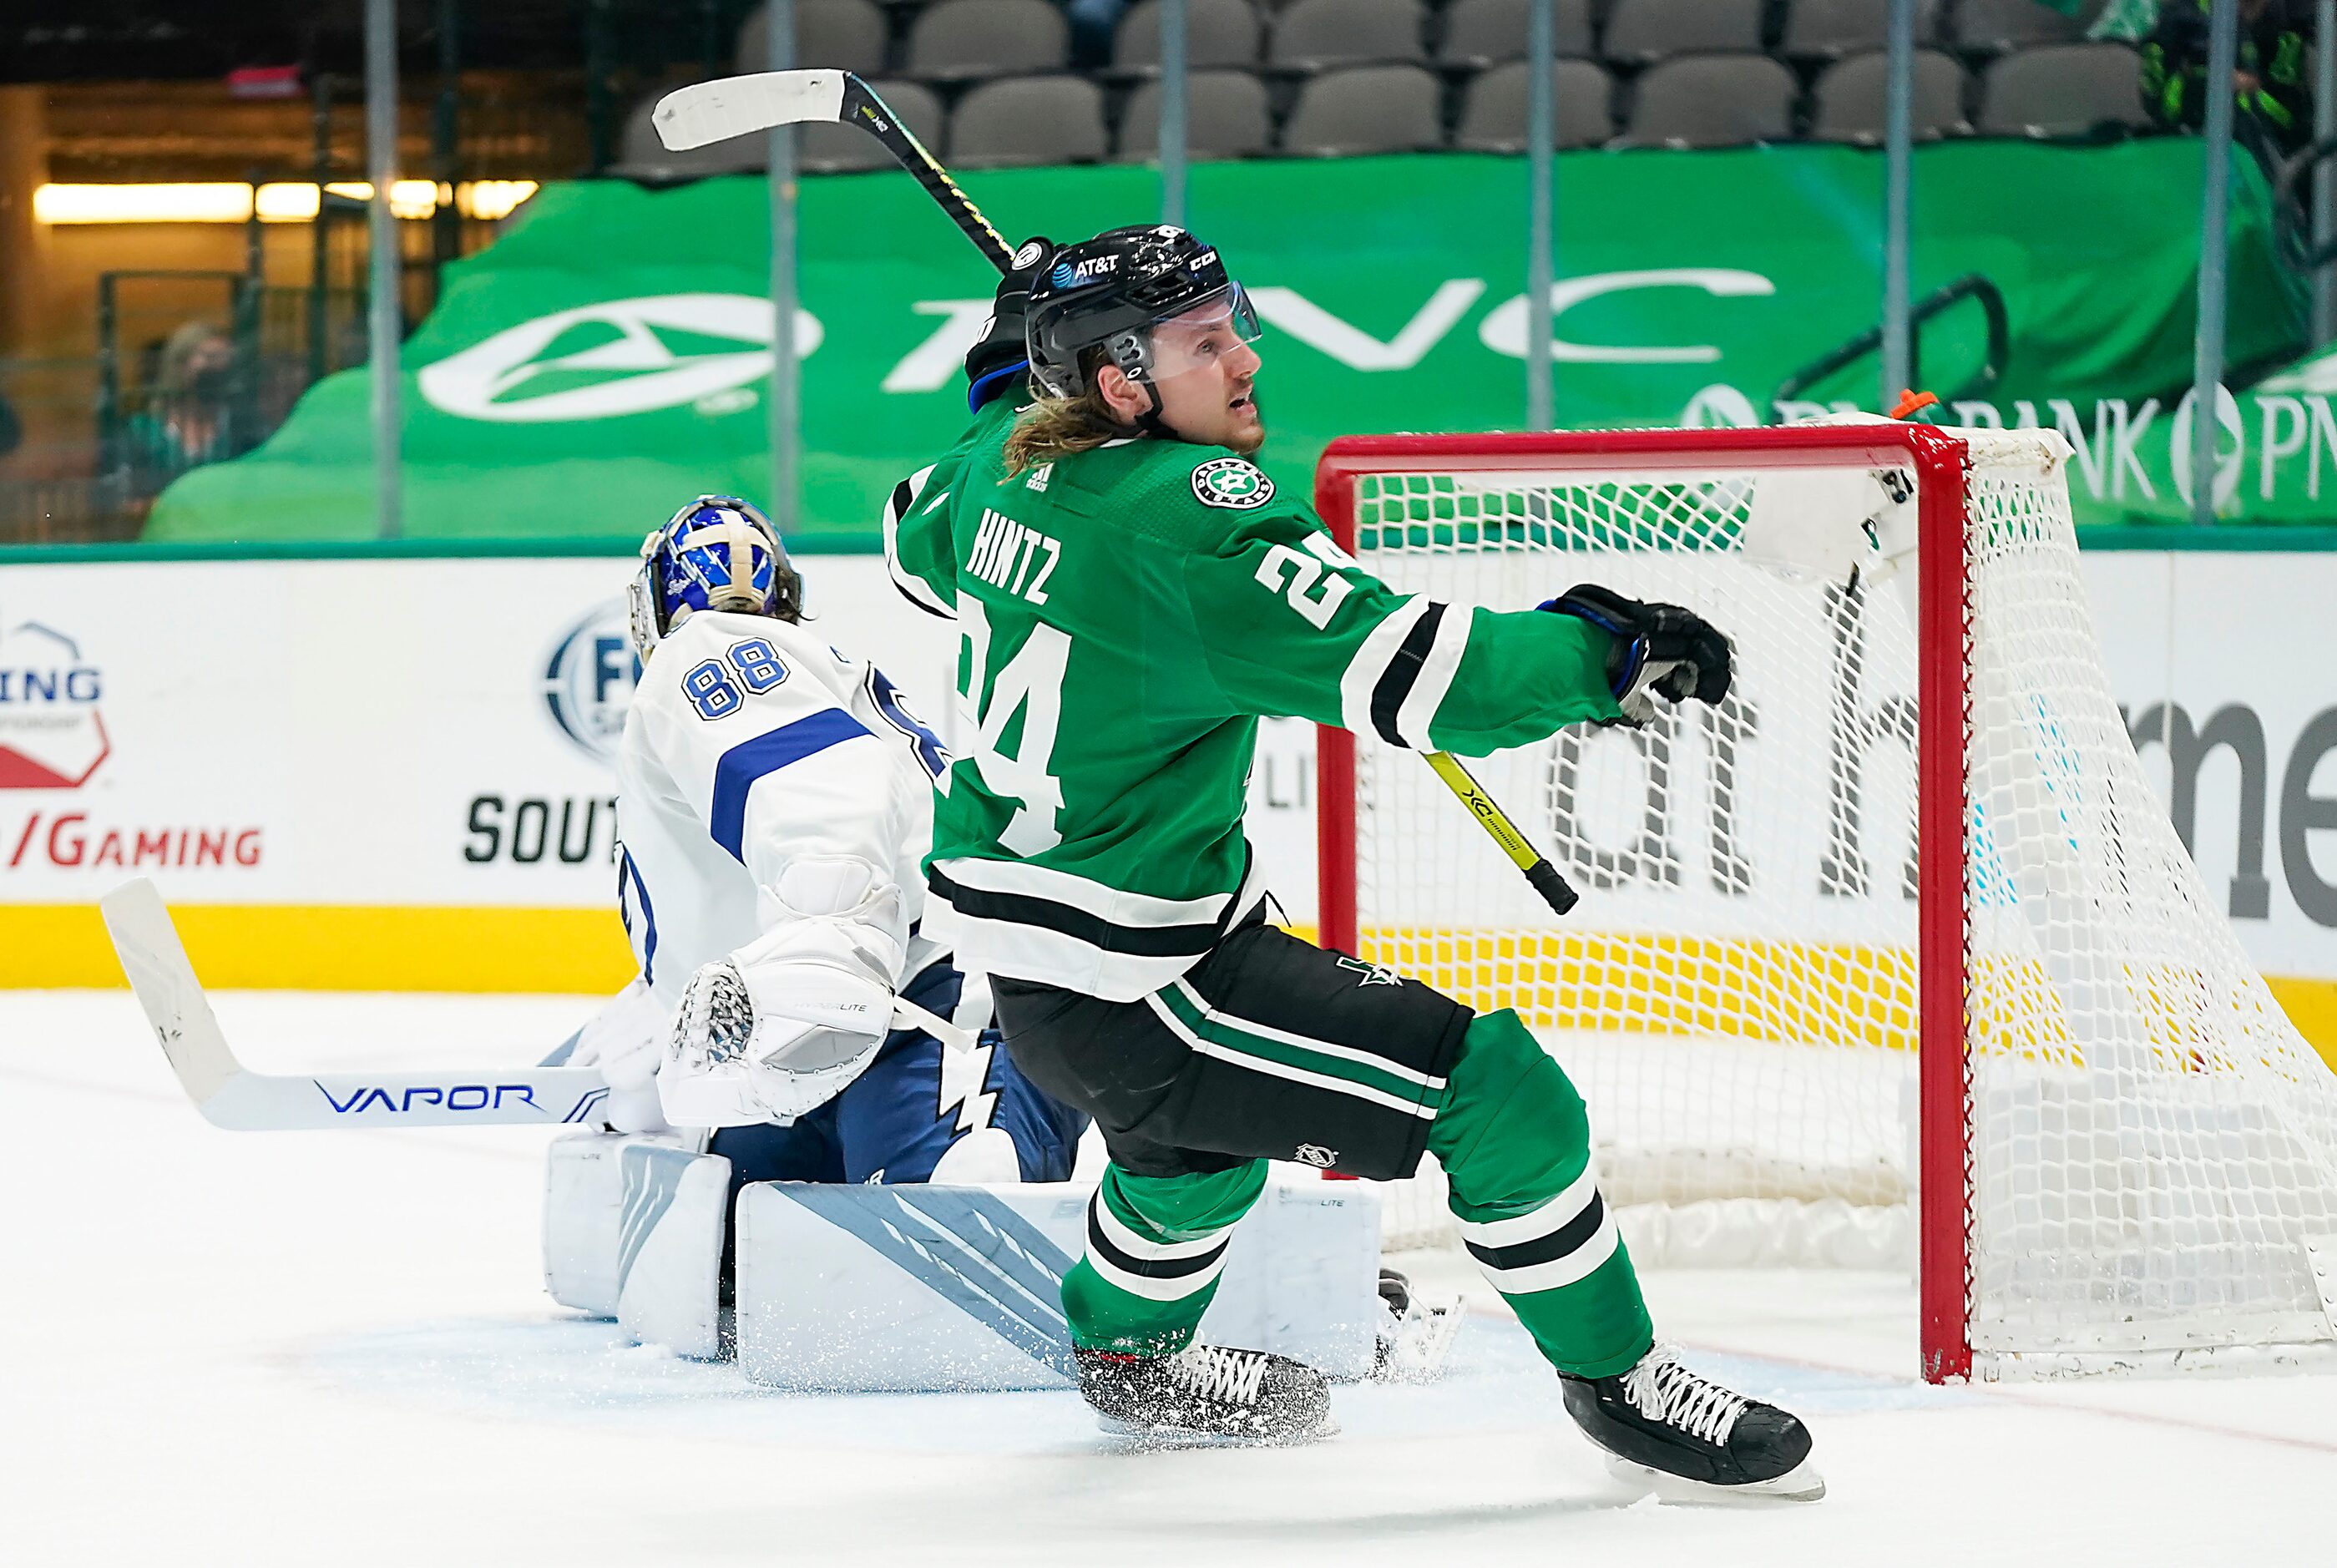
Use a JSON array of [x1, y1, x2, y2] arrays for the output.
[[1023, 225, 1260, 401]]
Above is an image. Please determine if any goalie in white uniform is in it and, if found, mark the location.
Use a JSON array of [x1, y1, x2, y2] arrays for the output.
[[564, 495, 1086, 1194]]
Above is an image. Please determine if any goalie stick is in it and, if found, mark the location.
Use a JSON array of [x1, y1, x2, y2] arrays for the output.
[[654, 69, 1582, 919], [100, 880, 985, 1134], [101, 878, 612, 1130]]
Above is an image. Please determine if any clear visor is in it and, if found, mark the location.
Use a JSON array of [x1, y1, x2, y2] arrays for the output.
[[1144, 286, 1262, 381]]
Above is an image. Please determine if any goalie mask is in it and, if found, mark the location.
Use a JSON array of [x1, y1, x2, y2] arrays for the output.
[[1024, 225, 1262, 407], [627, 494, 803, 661]]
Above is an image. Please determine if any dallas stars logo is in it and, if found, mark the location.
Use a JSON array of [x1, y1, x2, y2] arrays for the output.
[[1336, 955, 1401, 987], [1191, 457, 1274, 510]]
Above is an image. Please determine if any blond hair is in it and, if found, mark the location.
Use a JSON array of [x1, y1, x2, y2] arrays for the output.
[[1003, 350, 1139, 473], [1003, 394, 1131, 473]]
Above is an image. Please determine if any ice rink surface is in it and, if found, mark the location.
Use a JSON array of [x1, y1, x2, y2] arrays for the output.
[[7, 988, 2331, 1567]]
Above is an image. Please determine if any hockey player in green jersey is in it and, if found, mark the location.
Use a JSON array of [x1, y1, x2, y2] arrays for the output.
[[887, 225, 1821, 1500]]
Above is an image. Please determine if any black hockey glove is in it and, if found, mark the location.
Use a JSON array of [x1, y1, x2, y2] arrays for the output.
[[1540, 584, 1733, 726], [964, 235, 1055, 410]]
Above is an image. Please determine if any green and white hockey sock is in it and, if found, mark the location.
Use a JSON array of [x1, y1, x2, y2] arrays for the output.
[[1426, 1007, 1654, 1381], [1061, 1159, 1268, 1354]]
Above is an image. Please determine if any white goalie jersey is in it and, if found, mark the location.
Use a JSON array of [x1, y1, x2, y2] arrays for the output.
[[573, 608, 953, 1121]]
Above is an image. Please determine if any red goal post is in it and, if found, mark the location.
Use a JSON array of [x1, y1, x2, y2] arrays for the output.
[[1313, 424, 1981, 1382]]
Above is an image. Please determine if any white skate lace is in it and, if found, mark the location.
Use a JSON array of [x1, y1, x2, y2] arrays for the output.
[[1620, 1348, 1748, 1447], [1164, 1345, 1269, 1406]]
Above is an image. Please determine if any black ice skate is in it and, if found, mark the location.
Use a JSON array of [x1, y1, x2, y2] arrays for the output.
[[1075, 1343, 1334, 1444], [1561, 1345, 1824, 1501]]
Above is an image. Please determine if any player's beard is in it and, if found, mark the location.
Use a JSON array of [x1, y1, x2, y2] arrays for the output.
[[1230, 391, 1265, 457]]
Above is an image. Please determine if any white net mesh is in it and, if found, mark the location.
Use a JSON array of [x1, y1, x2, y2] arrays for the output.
[[1340, 428, 2337, 1368]]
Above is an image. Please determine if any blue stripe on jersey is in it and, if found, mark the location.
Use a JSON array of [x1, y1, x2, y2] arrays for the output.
[[617, 846, 659, 985], [866, 665, 950, 781], [709, 707, 873, 862]]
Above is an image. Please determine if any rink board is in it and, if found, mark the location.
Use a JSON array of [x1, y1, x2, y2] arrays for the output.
[[5, 549, 2337, 1067]]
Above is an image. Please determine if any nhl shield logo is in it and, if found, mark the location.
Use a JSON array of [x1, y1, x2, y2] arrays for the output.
[[1293, 1143, 1338, 1169], [1191, 457, 1274, 510]]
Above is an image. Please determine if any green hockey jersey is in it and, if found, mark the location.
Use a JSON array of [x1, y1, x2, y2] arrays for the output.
[[886, 392, 1624, 1001]]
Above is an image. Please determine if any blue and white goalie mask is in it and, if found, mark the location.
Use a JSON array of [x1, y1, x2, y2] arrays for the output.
[[628, 495, 803, 661]]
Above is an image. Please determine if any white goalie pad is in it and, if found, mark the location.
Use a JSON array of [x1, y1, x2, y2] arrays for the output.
[[543, 1131, 729, 1359], [736, 1176, 1385, 1393]]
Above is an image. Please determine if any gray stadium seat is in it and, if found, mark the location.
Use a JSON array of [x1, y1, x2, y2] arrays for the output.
[[949, 74, 1109, 165], [800, 79, 945, 170], [1601, 0, 1763, 65], [1280, 63, 1444, 154], [1112, 0, 1267, 72], [906, 0, 1070, 81], [1454, 58, 1616, 150], [1269, 0, 1429, 71], [1436, 0, 1596, 68], [1975, 42, 2146, 137], [1953, 0, 2086, 55], [609, 91, 769, 183], [1116, 69, 1274, 159], [1781, 0, 1945, 63], [1809, 48, 1971, 142], [734, 0, 890, 76], [1615, 53, 1798, 146]]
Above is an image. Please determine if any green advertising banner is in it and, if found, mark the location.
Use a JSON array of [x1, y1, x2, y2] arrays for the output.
[[148, 140, 2307, 545]]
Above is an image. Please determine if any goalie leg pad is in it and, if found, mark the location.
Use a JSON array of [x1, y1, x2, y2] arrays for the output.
[[734, 1176, 1383, 1392], [542, 1130, 731, 1359]]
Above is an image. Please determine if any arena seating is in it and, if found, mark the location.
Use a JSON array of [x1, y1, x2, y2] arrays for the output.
[[734, 0, 893, 74], [1611, 53, 1798, 148], [1454, 57, 1616, 149], [1439, 0, 1597, 68], [615, 0, 2141, 177], [1808, 47, 1973, 143], [1110, 0, 1271, 73], [1115, 68, 1277, 157]]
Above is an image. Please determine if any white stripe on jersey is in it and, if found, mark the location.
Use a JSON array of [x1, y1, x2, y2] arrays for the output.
[[1395, 602, 1474, 751], [935, 854, 1238, 930], [1338, 594, 1431, 742], [883, 463, 953, 620]]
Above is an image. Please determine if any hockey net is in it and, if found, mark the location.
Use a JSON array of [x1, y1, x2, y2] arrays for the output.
[[1315, 424, 2337, 1380]]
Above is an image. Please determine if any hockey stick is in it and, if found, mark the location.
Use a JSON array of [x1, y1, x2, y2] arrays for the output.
[[657, 69, 1578, 917], [651, 71, 1014, 271], [99, 879, 611, 1131], [1421, 752, 1579, 916]]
